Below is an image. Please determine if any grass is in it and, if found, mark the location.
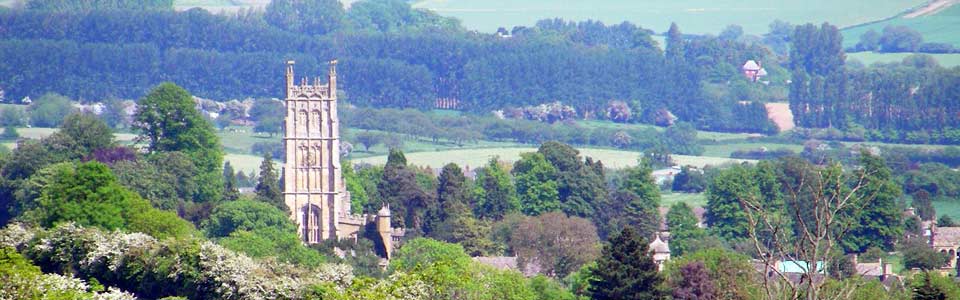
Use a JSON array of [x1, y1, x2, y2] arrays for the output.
[[352, 147, 754, 169], [933, 200, 960, 220], [661, 192, 707, 209], [847, 52, 960, 68], [702, 142, 805, 158], [412, 0, 925, 34], [576, 120, 754, 142], [843, 3, 960, 48]]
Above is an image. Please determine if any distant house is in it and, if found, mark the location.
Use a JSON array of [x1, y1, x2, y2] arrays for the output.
[[651, 166, 682, 186], [649, 235, 671, 272], [742, 60, 767, 82]]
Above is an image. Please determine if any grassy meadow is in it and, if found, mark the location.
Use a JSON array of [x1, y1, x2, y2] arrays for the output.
[[847, 52, 960, 68], [412, 0, 924, 34], [842, 3, 960, 48]]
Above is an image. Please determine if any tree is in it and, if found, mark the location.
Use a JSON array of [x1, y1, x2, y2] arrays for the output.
[[202, 199, 296, 238], [597, 165, 661, 239], [719, 24, 743, 41], [222, 161, 240, 201], [434, 163, 469, 224], [59, 113, 115, 153], [843, 153, 904, 252], [939, 215, 956, 227], [912, 190, 935, 221], [855, 29, 880, 52], [342, 161, 368, 214], [379, 149, 434, 231], [355, 131, 384, 152], [902, 238, 948, 270], [672, 261, 717, 300], [664, 122, 702, 156], [664, 248, 759, 300], [265, 0, 344, 35], [705, 165, 753, 243], [666, 202, 705, 256], [255, 153, 284, 211], [475, 158, 519, 220], [666, 22, 685, 60], [134, 83, 223, 202], [912, 271, 960, 300], [879, 25, 923, 53], [0, 106, 25, 126], [511, 212, 600, 278], [28, 93, 73, 127], [513, 152, 560, 216], [1, 126, 18, 140], [672, 166, 706, 193], [589, 227, 665, 300]]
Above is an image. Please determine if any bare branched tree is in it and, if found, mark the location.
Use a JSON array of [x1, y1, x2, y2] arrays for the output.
[[737, 155, 883, 300]]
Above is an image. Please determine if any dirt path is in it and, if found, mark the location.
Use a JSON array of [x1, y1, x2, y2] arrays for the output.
[[765, 103, 795, 132], [904, 0, 959, 18]]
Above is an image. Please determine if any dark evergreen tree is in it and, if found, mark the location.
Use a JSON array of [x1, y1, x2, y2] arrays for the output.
[[222, 161, 239, 201], [378, 149, 433, 232], [255, 153, 284, 211], [665, 22, 684, 60], [589, 227, 665, 300], [912, 190, 936, 221]]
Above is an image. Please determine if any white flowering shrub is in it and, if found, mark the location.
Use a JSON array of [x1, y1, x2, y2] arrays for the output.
[[94, 287, 138, 300], [0, 223, 34, 250], [6, 223, 361, 300]]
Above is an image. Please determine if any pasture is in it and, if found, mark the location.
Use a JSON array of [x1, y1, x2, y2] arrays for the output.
[[412, 0, 925, 34], [661, 192, 707, 209], [934, 201, 960, 221], [351, 147, 754, 170], [847, 52, 960, 68], [842, 3, 960, 47]]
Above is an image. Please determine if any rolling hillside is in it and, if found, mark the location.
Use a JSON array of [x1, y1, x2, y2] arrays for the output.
[[842, 1, 960, 47], [412, 0, 925, 34]]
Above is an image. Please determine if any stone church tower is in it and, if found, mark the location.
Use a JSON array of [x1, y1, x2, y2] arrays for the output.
[[282, 61, 401, 252]]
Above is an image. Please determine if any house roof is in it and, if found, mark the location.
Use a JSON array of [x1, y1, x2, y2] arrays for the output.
[[933, 227, 960, 248], [649, 235, 670, 254], [779, 261, 824, 274], [742, 60, 761, 71], [757, 68, 768, 76], [855, 262, 884, 277]]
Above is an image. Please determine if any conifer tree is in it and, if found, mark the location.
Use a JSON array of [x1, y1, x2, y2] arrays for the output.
[[255, 152, 284, 211], [222, 161, 239, 201], [665, 22, 684, 60], [589, 227, 665, 300]]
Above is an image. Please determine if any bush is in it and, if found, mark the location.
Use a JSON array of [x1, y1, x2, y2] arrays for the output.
[[1, 126, 18, 140]]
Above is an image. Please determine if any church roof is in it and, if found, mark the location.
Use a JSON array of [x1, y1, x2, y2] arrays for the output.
[[649, 235, 670, 254]]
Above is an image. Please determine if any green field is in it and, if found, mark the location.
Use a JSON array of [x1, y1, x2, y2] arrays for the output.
[[933, 200, 960, 221], [843, 3, 960, 48], [661, 192, 707, 209], [413, 0, 924, 34], [352, 147, 753, 169], [847, 52, 960, 68], [702, 142, 804, 158]]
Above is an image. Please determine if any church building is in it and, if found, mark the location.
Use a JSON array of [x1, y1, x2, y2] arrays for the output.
[[282, 60, 402, 257]]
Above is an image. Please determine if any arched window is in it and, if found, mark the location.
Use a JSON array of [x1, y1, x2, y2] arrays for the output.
[[301, 204, 322, 243], [297, 110, 308, 135], [311, 110, 322, 136]]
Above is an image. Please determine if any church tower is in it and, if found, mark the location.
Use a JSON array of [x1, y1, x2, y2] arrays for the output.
[[282, 60, 349, 243]]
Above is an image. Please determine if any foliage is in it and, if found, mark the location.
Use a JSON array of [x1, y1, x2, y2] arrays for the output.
[[474, 158, 519, 220], [25, 0, 172, 11], [28, 93, 74, 127], [672, 166, 706, 193], [28, 161, 195, 239], [378, 149, 435, 231], [134, 83, 223, 203], [255, 152, 284, 211], [512, 152, 560, 216], [589, 227, 665, 300], [663, 248, 759, 300], [596, 165, 661, 239], [265, 0, 343, 36], [901, 238, 948, 270], [671, 261, 717, 300], [842, 152, 904, 252], [911, 271, 960, 300], [59, 113, 115, 154], [511, 212, 599, 278], [202, 199, 295, 238], [0, 223, 349, 300], [665, 202, 705, 256]]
